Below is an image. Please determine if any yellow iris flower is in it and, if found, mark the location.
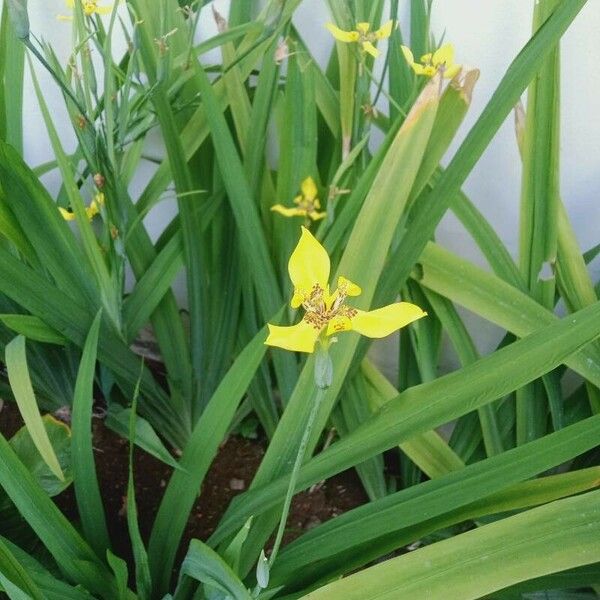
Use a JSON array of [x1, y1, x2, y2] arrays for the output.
[[326, 21, 394, 58], [60, 0, 113, 19], [271, 177, 326, 222], [265, 227, 426, 353], [59, 192, 105, 222], [401, 43, 461, 78]]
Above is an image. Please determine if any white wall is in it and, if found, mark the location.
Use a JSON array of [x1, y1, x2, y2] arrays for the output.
[[4, 0, 600, 366]]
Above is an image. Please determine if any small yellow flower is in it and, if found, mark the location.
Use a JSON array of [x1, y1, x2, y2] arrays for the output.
[[401, 43, 461, 78], [59, 193, 105, 222], [265, 227, 426, 353], [271, 177, 327, 222], [58, 0, 113, 20], [326, 21, 394, 58]]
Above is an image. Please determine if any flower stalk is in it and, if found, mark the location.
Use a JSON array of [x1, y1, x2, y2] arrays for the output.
[[267, 344, 332, 570]]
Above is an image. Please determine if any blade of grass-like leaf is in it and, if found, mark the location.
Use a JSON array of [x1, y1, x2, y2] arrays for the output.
[[210, 299, 600, 546], [0, 433, 121, 598], [178, 540, 251, 600], [326, 2, 356, 158], [126, 365, 152, 600], [148, 320, 271, 597], [122, 232, 183, 343], [105, 404, 182, 471], [333, 376, 387, 501], [361, 358, 465, 477], [417, 242, 600, 388], [0, 315, 67, 345], [71, 311, 110, 558], [516, 0, 562, 446], [300, 489, 600, 600], [519, 0, 560, 302], [0, 2, 24, 153], [0, 537, 43, 600], [421, 287, 504, 456], [0, 140, 99, 310], [2, 536, 97, 600], [5, 336, 64, 481], [271, 428, 600, 591]]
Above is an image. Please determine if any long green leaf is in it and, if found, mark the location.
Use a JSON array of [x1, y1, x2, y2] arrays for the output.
[[178, 540, 251, 600], [300, 489, 600, 600], [71, 311, 110, 558], [5, 335, 64, 481]]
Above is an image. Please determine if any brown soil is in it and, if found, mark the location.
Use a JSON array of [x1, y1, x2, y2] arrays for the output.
[[0, 400, 367, 575]]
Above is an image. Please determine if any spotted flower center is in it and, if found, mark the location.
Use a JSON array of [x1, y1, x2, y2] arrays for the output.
[[300, 283, 357, 331], [83, 1, 99, 14], [294, 195, 321, 217]]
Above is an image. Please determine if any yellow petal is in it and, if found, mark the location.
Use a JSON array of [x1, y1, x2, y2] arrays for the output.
[[337, 276, 361, 297], [288, 226, 330, 297], [350, 303, 426, 338], [57, 14, 73, 20], [444, 64, 462, 79], [326, 23, 359, 43], [361, 41, 379, 58], [265, 320, 320, 353], [420, 52, 433, 64], [291, 291, 305, 309], [59, 207, 76, 221], [95, 3, 113, 14], [400, 45, 416, 67], [375, 20, 394, 40], [308, 210, 327, 221], [94, 192, 105, 206], [432, 43, 454, 68], [356, 22, 370, 34], [326, 315, 352, 336], [301, 176, 318, 201], [422, 65, 437, 77], [86, 202, 99, 220], [271, 204, 307, 218]]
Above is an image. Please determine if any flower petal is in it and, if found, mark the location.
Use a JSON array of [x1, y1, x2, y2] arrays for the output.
[[59, 207, 76, 221], [265, 320, 320, 353], [271, 204, 307, 218], [96, 4, 113, 14], [337, 276, 361, 297], [400, 45, 416, 67], [326, 23, 359, 43], [444, 64, 462, 79], [432, 43, 454, 68], [361, 41, 379, 58], [288, 226, 330, 295], [420, 52, 433, 64], [308, 210, 327, 221], [375, 20, 394, 40], [301, 176, 318, 201], [356, 22, 370, 34], [350, 303, 426, 338], [326, 315, 352, 336]]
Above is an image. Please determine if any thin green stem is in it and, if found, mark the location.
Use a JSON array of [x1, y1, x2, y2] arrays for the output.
[[268, 385, 326, 568]]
